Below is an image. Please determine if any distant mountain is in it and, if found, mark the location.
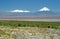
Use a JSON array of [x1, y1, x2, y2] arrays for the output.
[[0, 7, 60, 21], [0, 11, 60, 21], [0, 11, 60, 17], [0, 7, 60, 17]]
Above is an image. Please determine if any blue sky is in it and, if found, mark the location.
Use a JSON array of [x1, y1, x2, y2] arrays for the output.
[[0, 0, 60, 12]]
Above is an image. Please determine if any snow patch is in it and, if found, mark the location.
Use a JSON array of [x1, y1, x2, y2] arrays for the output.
[[40, 7, 50, 11]]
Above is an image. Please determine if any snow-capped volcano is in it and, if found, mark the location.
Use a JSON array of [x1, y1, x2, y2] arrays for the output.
[[40, 7, 50, 11], [0, 7, 60, 21], [0, 7, 60, 17]]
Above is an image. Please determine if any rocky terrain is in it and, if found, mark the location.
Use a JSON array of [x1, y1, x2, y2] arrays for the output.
[[0, 26, 60, 39]]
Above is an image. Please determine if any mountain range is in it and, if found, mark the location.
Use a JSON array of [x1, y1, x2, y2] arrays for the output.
[[0, 7, 60, 21]]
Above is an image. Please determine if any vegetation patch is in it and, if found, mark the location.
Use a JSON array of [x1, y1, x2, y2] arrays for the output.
[[0, 20, 60, 29]]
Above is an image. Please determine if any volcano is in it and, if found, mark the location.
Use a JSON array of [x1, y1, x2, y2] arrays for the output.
[[0, 7, 60, 21]]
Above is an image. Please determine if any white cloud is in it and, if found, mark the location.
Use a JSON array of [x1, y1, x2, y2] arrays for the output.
[[39, 7, 50, 11], [10, 9, 30, 12]]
